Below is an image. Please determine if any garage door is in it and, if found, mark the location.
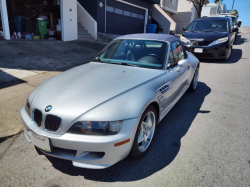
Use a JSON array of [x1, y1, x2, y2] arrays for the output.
[[106, 0, 146, 35]]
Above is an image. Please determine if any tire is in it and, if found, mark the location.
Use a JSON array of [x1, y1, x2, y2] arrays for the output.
[[189, 66, 199, 92], [130, 105, 157, 158], [222, 46, 232, 61], [234, 34, 237, 44]]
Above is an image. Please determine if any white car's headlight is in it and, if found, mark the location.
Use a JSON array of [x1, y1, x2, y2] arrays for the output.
[[67, 121, 123, 135], [180, 36, 190, 44], [209, 37, 229, 46]]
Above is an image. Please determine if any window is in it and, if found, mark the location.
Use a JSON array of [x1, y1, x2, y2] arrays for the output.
[[124, 11, 130, 16], [169, 41, 185, 67], [106, 6, 114, 12], [115, 8, 123, 15], [131, 13, 138, 18], [168, 45, 175, 68], [139, 15, 145, 19], [171, 0, 177, 5], [210, 7, 217, 15]]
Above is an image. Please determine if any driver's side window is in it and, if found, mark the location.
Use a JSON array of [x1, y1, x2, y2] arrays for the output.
[[167, 45, 175, 68]]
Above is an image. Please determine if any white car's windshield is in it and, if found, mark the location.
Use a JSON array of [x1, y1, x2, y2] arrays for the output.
[[94, 39, 168, 69], [186, 19, 229, 33]]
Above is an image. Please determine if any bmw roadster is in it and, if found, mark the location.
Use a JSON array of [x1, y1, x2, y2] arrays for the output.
[[20, 34, 199, 169]]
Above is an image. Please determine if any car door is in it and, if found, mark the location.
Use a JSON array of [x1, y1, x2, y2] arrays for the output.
[[229, 18, 235, 45], [167, 41, 190, 101]]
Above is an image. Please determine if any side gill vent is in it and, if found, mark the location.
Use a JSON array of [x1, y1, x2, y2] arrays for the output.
[[159, 85, 169, 94]]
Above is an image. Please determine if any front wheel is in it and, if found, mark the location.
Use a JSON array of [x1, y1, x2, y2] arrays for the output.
[[234, 34, 237, 44], [189, 66, 199, 92], [222, 46, 232, 61], [130, 105, 157, 158]]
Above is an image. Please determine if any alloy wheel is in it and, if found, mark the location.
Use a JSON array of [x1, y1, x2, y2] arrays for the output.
[[193, 68, 199, 90], [225, 47, 232, 60], [138, 111, 156, 153]]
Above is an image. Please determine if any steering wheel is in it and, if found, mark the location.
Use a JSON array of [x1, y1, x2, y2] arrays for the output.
[[147, 54, 162, 62]]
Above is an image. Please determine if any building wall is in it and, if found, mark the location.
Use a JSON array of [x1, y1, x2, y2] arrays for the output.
[[201, 6, 210, 17], [160, 0, 178, 13], [172, 0, 194, 34], [61, 0, 78, 41]]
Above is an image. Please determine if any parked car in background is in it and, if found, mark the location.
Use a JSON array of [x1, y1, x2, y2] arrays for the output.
[[181, 17, 238, 61], [237, 19, 242, 27], [20, 34, 199, 169], [219, 13, 239, 42]]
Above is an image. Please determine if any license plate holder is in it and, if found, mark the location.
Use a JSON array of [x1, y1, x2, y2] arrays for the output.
[[29, 130, 51, 152], [194, 48, 203, 53]]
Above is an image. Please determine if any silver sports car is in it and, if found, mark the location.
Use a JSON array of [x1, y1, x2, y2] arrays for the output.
[[20, 34, 199, 169]]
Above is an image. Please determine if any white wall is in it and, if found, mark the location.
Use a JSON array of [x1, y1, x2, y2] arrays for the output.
[[172, 0, 193, 34], [77, 2, 97, 40], [0, 0, 10, 40], [201, 6, 210, 17], [61, 0, 78, 41]]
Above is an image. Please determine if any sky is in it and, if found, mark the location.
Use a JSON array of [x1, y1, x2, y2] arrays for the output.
[[209, 0, 250, 25]]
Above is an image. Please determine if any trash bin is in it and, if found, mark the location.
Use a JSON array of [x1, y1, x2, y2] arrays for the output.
[[14, 16, 26, 32], [36, 20, 48, 39], [147, 24, 157, 33]]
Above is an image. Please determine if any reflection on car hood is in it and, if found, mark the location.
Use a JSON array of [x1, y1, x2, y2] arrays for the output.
[[183, 32, 229, 41], [31, 62, 165, 121]]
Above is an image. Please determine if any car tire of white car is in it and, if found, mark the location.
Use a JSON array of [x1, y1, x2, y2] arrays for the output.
[[129, 105, 157, 158], [189, 66, 199, 92]]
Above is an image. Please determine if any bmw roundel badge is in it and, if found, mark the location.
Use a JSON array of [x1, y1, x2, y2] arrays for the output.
[[45, 105, 52, 112]]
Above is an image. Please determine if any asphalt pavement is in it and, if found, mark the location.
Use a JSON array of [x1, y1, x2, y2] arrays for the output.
[[0, 26, 250, 187]]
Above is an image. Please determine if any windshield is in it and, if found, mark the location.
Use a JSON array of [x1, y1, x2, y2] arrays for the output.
[[94, 39, 168, 69], [186, 19, 229, 32]]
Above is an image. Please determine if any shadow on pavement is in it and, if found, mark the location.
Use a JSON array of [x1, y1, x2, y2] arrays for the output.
[[45, 82, 211, 182], [234, 34, 247, 45], [201, 49, 242, 64], [0, 40, 105, 90]]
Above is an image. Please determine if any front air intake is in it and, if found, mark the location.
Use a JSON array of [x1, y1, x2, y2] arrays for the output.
[[44, 115, 61, 132], [33, 109, 42, 127]]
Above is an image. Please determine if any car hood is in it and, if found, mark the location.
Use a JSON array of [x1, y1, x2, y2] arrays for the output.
[[31, 62, 165, 123], [183, 32, 228, 41]]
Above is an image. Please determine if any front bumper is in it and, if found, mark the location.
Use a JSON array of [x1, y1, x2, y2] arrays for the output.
[[184, 43, 230, 59], [20, 107, 139, 169]]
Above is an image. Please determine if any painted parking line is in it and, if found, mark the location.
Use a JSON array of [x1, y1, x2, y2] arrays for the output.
[[242, 31, 247, 33]]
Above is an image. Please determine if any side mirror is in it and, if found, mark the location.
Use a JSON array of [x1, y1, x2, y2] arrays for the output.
[[178, 59, 189, 67], [183, 28, 186, 31], [232, 28, 239, 32]]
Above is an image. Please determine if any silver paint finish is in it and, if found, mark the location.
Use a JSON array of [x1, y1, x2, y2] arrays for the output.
[[21, 34, 199, 169]]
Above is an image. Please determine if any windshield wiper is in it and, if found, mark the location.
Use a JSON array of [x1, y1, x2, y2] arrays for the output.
[[118, 62, 139, 67], [94, 59, 138, 67], [94, 58, 110, 64], [204, 31, 222, 33]]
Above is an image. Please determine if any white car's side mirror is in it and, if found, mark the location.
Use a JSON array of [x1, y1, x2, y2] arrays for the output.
[[178, 59, 189, 67]]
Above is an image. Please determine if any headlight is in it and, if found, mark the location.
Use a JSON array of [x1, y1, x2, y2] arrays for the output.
[[67, 121, 123, 136], [25, 99, 31, 117], [209, 37, 229, 46], [180, 36, 190, 44]]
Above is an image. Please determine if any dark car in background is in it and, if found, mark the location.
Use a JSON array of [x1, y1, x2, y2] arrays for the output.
[[180, 17, 238, 61]]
